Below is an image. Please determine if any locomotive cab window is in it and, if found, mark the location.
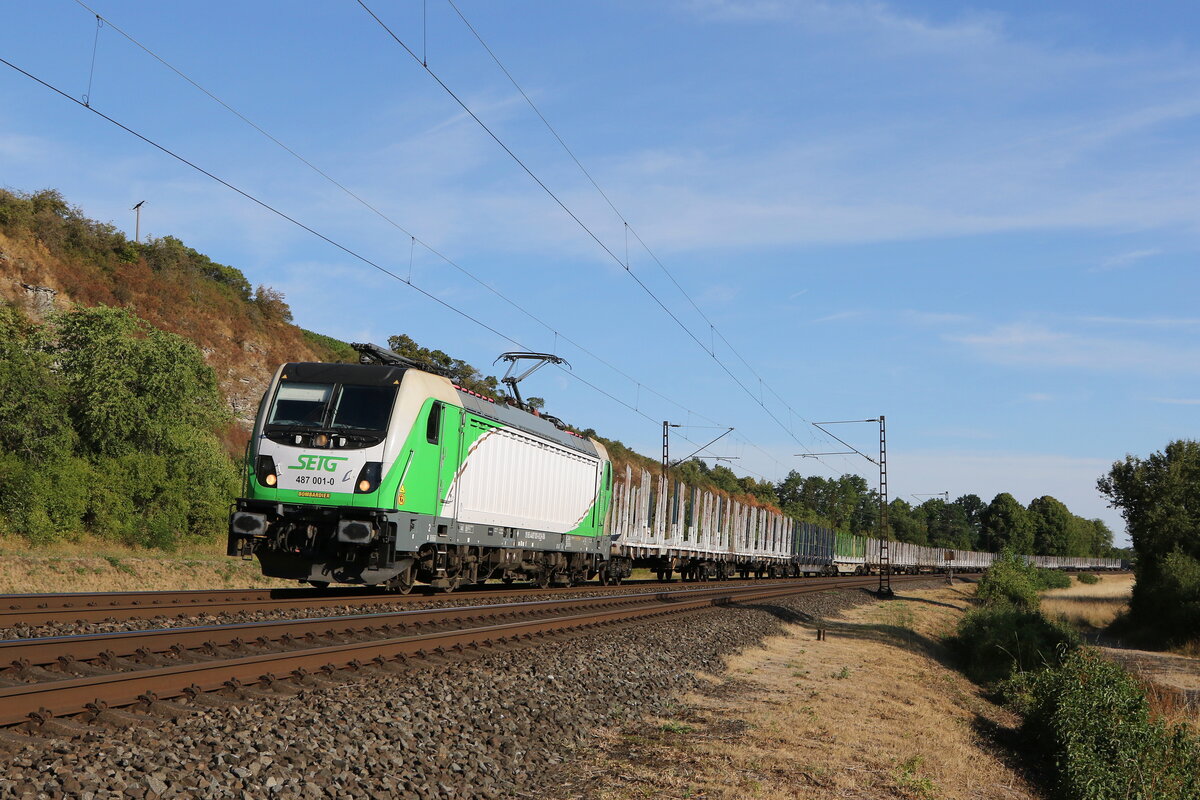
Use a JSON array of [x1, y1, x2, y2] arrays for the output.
[[330, 385, 396, 433], [266, 382, 396, 438], [268, 383, 332, 426], [426, 401, 443, 444]]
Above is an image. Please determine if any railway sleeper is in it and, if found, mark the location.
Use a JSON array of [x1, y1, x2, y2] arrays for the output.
[[138, 698, 197, 720], [84, 705, 151, 730]]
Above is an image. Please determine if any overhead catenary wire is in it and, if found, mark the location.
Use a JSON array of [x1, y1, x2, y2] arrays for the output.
[[63, 0, 749, 448], [355, 0, 846, 475], [444, 0, 836, 446], [56, 0, 792, 482], [0, 53, 766, 476]]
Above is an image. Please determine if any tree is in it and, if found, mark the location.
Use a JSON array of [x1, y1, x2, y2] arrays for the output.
[[921, 498, 972, 549], [888, 498, 927, 545], [55, 306, 226, 456], [387, 333, 502, 398], [1028, 496, 1072, 557], [954, 493, 986, 549], [1099, 441, 1200, 639], [980, 493, 1034, 553]]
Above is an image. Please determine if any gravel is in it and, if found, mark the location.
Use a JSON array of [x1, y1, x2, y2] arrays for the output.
[[0, 582, 945, 799]]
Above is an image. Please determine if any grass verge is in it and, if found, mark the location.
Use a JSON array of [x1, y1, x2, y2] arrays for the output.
[[555, 583, 1042, 800], [0, 535, 294, 593]]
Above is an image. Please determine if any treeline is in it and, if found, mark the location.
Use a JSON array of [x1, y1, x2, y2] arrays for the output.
[[664, 462, 1115, 557], [0, 304, 238, 548], [1100, 439, 1200, 642]]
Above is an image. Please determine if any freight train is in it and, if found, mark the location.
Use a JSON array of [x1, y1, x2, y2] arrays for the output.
[[228, 345, 1123, 591]]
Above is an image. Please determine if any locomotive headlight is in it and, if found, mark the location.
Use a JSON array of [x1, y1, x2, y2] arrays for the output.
[[313, 433, 330, 448], [255, 455, 278, 488], [354, 461, 383, 494]]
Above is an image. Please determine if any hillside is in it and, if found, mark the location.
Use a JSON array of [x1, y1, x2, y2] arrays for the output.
[[0, 188, 347, 429]]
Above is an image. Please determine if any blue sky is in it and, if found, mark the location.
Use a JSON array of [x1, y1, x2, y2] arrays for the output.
[[3, 1, 1198, 544]]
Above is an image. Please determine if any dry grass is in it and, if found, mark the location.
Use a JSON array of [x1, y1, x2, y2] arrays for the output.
[[0, 535, 294, 593], [557, 583, 1042, 800], [1040, 574, 1134, 630]]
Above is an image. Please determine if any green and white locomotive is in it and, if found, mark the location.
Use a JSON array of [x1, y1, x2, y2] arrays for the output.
[[228, 344, 616, 592]]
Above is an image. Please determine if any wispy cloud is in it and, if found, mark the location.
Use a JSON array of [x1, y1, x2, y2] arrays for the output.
[[904, 310, 972, 325], [921, 427, 998, 440], [952, 322, 1200, 373], [1096, 248, 1162, 271], [1076, 315, 1200, 327], [684, 0, 1004, 55], [812, 310, 863, 323], [1151, 397, 1200, 405], [697, 283, 739, 305]]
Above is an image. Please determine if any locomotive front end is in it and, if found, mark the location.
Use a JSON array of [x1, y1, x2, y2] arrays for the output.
[[228, 361, 409, 586]]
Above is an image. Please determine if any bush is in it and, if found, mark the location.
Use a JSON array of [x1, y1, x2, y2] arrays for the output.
[[977, 551, 1043, 611], [1076, 573, 1100, 585], [955, 605, 1079, 684], [1035, 567, 1073, 590], [1005, 648, 1200, 800], [0, 304, 239, 547], [1134, 552, 1200, 643]]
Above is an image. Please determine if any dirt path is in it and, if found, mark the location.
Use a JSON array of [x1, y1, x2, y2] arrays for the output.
[[559, 582, 1042, 800]]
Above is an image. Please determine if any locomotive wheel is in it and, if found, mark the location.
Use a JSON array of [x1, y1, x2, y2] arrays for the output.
[[307, 581, 330, 591], [535, 570, 552, 589], [385, 564, 416, 595]]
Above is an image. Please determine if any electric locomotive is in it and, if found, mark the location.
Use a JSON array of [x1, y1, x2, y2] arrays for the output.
[[228, 343, 614, 592]]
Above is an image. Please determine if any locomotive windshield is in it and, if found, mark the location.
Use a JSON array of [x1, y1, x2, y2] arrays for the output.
[[267, 382, 396, 433]]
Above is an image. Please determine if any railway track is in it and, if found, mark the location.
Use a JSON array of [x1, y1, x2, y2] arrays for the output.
[[0, 574, 953, 730], [0, 575, 880, 625]]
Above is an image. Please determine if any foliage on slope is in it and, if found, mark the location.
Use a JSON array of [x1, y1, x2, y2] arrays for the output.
[[0, 304, 238, 548], [0, 188, 344, 427]]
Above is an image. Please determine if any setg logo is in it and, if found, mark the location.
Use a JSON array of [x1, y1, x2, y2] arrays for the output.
[[288, 455, 349, 472]]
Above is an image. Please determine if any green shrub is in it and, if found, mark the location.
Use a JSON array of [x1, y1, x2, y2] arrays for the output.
[[977, 551, 1043, 611], [0, 304, 239, 548], [301, 329, 358, 362], [1135, 552, 1200, 643], [1035, 567, 1072, 590], [1076, 573, 1100, 585], [1004, 648, 1200, 800], [955, 605, 1079, 684]]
